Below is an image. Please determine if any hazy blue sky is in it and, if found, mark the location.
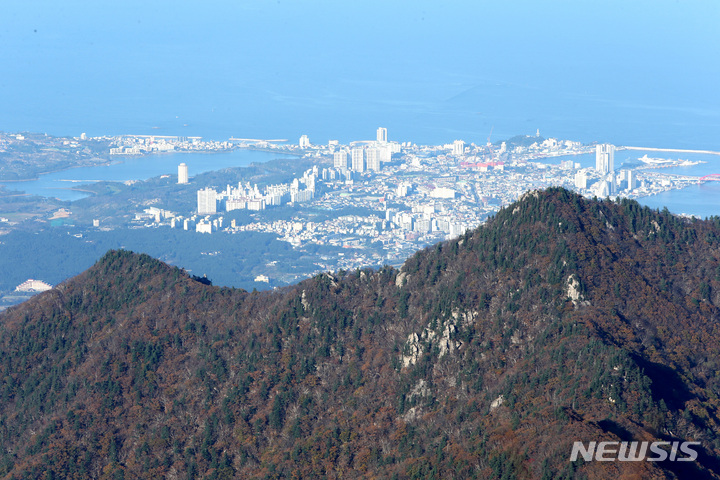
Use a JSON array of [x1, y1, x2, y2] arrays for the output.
[[1, 1, 718, 146]]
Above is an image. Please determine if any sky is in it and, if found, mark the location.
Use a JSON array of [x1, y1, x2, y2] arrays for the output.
[[1, 0, 718, 147]]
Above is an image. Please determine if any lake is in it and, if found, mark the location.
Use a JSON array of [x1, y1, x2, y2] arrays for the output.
[[0, 149, 285, 201]]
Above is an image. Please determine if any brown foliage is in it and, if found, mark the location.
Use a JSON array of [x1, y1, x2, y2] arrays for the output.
[[1, 189, 720, 478]]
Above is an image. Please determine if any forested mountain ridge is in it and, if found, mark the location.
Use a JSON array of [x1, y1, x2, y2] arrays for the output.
[[2, 188, 720, 479]]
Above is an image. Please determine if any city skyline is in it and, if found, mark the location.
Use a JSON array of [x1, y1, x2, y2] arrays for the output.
[[1, 123, 715, 309]]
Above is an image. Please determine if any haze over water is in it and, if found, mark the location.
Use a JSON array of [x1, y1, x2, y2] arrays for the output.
[[2, 1, 720, 215], [1, 1, 718, 149]]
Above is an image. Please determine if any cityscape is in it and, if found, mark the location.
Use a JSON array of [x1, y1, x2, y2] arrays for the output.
[[0, 126, 708, 303], [126, 127, 705, 282]]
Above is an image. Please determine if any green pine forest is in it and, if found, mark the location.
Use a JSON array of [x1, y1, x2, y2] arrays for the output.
[[1, 188, 720, 479]]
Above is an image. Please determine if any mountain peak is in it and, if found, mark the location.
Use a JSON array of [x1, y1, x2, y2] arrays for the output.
[[1, 188, 720, 478]]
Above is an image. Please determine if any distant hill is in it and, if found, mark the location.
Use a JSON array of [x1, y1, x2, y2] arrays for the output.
[[2, 188, 720, 479]]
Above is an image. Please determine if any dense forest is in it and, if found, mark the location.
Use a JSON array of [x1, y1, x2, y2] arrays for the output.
[[1, 188, 720, 478]]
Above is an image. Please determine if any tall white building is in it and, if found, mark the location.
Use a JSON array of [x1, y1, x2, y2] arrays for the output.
[[595, 144, 615, 174], [366, 148, 381, 171], [334, 150, 348, 169], [376, 127, 387, 143], [379, 144, 392, 163], [299, 135, 310, 148], [247, 199, 265, 211], [452, 140, 465, 156], [593, 174, 616, 197], [291, 189, 313, 203], [197, 188, 217, 214], [574, 171, 588, 189], [178, 163, 189, 184], [415, 219, 431, 234], [351, 147, 365, 172], [627, 170, 636, 191]]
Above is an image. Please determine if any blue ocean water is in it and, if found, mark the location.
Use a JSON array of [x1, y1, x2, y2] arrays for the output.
[[639, 183, 720, 218], [1, 1, 718, 146], [544, 150, 720, 218], [1, 1, 718, 212]]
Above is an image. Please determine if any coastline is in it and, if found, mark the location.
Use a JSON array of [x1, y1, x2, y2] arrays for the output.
[[0, 158, 121, 183], [1, 144, 299, 185], [0, 147, 293, 202], [111, 145, 302, 158], [238, 146, 302, 156], [67, 187, 101, 196]]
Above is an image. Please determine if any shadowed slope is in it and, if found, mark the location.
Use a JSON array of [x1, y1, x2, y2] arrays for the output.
[[1, 188, 720, 479]]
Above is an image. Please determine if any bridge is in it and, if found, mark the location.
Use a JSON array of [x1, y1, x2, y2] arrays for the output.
[[700, 174, 720, 181]]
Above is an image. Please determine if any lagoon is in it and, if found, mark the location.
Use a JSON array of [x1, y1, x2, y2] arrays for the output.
[[0, 149, 286, 202]]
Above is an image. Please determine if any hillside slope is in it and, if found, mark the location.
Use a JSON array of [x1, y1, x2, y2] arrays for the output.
[[2, 188, 720, 479]]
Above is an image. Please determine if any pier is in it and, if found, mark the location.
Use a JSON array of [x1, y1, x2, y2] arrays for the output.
[[621, 146, 720, 156]]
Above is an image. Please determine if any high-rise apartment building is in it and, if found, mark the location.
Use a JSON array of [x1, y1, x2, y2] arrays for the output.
[[376, 127, 387, 143], [595, 144, 615, 174], [574, 171, 588, 189], [178, 163, 189, 184], [197, 188, 217, 214], [334, 150, 348, 169], [366, 148, 381, 171], [351, 147, 365, 172], [627, 170, 636, 191], [453, 140, 465, 156], [299, 135, 310, 148]]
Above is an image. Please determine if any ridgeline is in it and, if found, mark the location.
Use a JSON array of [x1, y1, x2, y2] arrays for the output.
[[2, 188, 720, 479]]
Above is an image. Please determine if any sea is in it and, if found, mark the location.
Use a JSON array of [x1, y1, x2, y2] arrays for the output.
[[1, 2, 719, 216], [539, 150, 720, 219]]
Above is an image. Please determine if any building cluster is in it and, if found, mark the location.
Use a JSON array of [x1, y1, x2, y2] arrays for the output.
[[127, 128, 700, 284], [133, 205, 226, 235], [329, 131, 400, 174], [195, 168, 318, 218], [572, 144, 641, 197], [14, 279, 53, 293], [109, 135, 232, 155]]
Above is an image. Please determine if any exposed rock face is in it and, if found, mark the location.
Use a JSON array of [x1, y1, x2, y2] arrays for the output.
[[1, 188, 719, 479], [566, 274, 590, 307]]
